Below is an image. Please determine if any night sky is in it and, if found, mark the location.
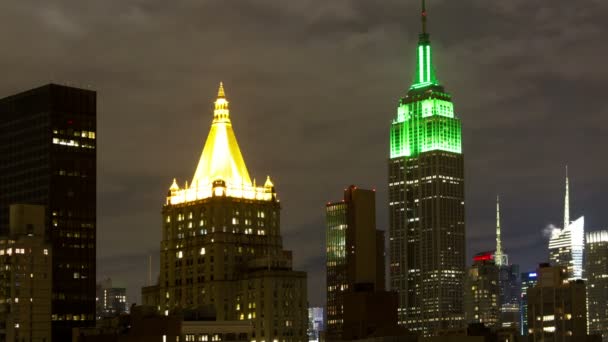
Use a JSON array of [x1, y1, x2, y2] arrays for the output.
[[1, 0, 607, 307]]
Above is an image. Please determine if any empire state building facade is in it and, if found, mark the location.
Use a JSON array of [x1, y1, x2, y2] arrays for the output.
[[388, 1, 465, 336]]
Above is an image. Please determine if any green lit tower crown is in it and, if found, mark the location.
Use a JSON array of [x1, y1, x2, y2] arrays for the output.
[[388, 0, 465, 336]]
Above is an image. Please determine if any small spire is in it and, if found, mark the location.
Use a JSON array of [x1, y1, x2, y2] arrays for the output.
[[217, 82, 226, 98], [170, 178, 179, 191], [264, 176, 274, 188], [564, 165, 570, 229], [421, 0, 427, 35]]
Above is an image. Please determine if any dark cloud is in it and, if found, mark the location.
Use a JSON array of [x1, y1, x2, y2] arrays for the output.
[[1, 0, 607, 307]]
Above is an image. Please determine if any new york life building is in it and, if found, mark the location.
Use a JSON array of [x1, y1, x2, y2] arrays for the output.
[[145, 84, 308, 342], [388, 3, 465, 336]]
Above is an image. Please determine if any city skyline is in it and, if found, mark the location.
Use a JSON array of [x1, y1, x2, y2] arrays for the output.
[[0, 1, 607, 308]]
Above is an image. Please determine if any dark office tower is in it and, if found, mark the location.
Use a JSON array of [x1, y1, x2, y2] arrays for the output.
[[520, 271, 538, 336], [0, 84, 96, 340], [158, 84, 307, 342], [388, 1, 465, 336], [585, 231, 608, 341], [464, 252, 500, 328], [326, 186, 386, 340]]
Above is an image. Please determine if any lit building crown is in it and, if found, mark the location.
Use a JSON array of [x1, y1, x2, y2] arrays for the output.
[[167, 83, 275, 205], [389, 0, 462, 159]]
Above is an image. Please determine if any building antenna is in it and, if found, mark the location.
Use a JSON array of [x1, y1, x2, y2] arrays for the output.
[[564, 165, 570, 230], [148, 255, 152, 286], [421, 0, 428, 34]]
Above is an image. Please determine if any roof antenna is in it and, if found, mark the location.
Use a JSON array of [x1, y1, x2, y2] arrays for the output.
[[422, 0, 428, 35]]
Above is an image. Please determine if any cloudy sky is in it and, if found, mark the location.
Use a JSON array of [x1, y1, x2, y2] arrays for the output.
[[1, 0, 607, 306]]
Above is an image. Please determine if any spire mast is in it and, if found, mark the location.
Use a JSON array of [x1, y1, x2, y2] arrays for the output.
[[564, 165, 570, 229], [421, 0, 427, 35], [495, 195, 504, 266]]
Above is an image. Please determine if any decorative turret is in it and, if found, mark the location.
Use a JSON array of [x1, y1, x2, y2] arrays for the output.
[[169, 178, 179, 195]]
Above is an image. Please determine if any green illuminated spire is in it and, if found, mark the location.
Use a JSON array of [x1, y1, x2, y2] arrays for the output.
[[411, 0, 439, 90], [390, 0, 462, 159]]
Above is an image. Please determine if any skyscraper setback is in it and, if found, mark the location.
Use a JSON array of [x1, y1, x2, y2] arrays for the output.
[[388, 1, 465, 336], [0, 84, 97, 340], [156, 83, 307, 342]]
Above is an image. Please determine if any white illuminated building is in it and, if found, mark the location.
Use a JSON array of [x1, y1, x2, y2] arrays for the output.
[[548, 168, 585, 281]]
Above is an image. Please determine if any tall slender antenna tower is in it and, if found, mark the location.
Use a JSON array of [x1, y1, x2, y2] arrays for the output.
[[148, 255, 152, 286], [495, 195, 504, 266], [564, 165, 570, 230]]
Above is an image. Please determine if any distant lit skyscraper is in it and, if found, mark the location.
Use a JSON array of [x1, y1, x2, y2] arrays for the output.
[[585, 230, 608, 341], [520, 271, 538, 336], [325, 186, 385, 340], [388, 1, 465, 336], [307, 307, 324, 342], [0, 84, 97, 341], [96, 278, 128, 319], [549, 169, 585, 280], [464, 252, 499, 328], [494, 197, 520, 330], [156, 83, 308, 341]]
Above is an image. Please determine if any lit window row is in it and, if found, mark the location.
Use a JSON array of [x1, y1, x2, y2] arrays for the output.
[[52, 138, 95, 149]]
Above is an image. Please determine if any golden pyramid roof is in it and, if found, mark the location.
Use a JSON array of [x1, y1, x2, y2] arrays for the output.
[[166, 83, 275, 205], [191, 82, 252, 188]]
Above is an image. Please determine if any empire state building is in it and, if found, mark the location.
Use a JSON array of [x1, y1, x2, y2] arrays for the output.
[[388, 1, 466, 336]]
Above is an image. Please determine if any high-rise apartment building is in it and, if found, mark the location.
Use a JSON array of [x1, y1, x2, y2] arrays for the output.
[[156, 83, 307, 342], [0, 204, 51, 342], [520, 271, 538, 336], [464, 252, 500, 328], [549, 169, 585, 280], [326, 186, 386, 340], [585, 230, 608, 341], [527, 264, 587, 341], [0, 84, 97, 340], [388, 1, 465, 336]]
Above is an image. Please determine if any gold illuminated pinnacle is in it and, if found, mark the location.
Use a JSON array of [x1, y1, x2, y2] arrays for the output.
[[217, 82, 226, 98], [191, 83, 252, 189]]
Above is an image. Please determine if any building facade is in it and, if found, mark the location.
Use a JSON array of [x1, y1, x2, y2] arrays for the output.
[[585, 231, 608, 341], [527, 264, 587, 340], [0, 84, 97, 340], [325, 186, 386, 340], [0, 204, 51, 342], [388, 2, 465, 336], [464, 252, 500, 328], [156, 83, 307, 342], [520, 271, 538, 336], [549, 170, 585, 281], [96, 278, 128, 319]]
